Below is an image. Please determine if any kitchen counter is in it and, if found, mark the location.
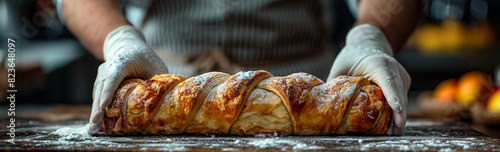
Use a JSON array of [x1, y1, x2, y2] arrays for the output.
[[1, 104, 499, 151]]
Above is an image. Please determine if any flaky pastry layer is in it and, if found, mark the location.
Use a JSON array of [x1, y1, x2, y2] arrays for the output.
[[102, 70, 391, 136]]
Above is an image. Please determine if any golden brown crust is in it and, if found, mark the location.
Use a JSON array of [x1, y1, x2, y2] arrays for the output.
[[229, 88, 293, 135], [103, 79, 142, 135], [145, 72, 230, 134], [126, 74, 187, 133], [259, 73, 326, 135], [185, 71, 273, 134], [365, 84, 392, 135], [345, 84, 388, 134], [103, 71, 392, 136]]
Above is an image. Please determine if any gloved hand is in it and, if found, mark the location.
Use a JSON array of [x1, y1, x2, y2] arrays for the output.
[[88, 25, 168, 135], [327, 24, 411, 135]]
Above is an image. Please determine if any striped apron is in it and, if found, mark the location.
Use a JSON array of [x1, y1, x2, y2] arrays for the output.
[[137, 0, 334, 80]]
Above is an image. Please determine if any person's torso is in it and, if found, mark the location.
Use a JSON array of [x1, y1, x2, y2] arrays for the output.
[[135, 0, 333, 79]]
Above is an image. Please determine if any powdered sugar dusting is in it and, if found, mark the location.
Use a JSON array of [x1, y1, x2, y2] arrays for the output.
[[343, 83, 357, 99], [193, 75, 207, 86], [330, 76, 351, 83], [310, 84, 334, 112], [312, 77, 358, 113], [331, 76, 358, 97], [248, 89, 267, 104], [234, 71, 255, 80], [290, 72, 320, 83]]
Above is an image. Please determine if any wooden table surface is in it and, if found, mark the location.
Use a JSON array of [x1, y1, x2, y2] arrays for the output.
[[1, 104, 499, 151]]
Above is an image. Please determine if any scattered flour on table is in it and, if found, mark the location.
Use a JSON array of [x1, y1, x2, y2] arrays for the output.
[[406, 121, 448, 127], [439, 148, 454, 152], [253, 132, 281, 138], [222, 147, 238, 151], [358, 138, 486, 151], [43, 124, 134, 149], [247, 138, 324, 150], [50, 125, 93, 144], [51, 125, 89, 137], [11, 121, 500, 151], [51, 125, 112, 145]]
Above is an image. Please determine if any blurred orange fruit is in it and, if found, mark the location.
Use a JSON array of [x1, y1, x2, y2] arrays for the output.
[[433, 78, 458, 103], [456, 71, 493, 107], [487, 87, 500, 113]]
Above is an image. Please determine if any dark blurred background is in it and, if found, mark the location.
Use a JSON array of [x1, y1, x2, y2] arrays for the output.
[[1, 0, 499, 105]]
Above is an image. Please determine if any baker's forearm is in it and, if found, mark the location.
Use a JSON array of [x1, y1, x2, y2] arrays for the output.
[[63, 0, 130, 60], [357, 0, 422, 54]]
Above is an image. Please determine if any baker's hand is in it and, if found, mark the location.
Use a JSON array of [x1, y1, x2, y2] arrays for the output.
[[327, 24, 411, 135], [88, 25, 168, 135]]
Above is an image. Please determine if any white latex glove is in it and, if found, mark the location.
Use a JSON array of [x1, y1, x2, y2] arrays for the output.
[[88, 25, 168, 135], [327, 24, 411, 135]]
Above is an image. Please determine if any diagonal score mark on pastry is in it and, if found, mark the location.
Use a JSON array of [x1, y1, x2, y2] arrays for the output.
[[127, 74, 188, 133], [102, 70, 392, 135]]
